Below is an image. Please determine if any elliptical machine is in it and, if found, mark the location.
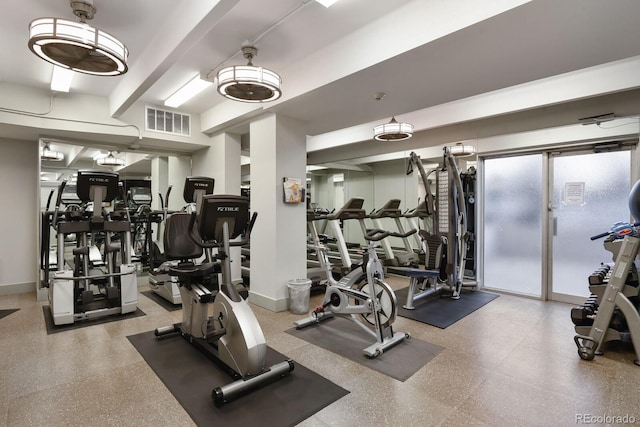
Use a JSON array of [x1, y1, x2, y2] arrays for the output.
[[49, 170, 137, 325], [155, 194, 294, 405], [296, 207, 412, 358]]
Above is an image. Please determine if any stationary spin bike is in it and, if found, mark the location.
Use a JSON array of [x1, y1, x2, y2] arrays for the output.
[[155, 195, 294, 405], [295, 222, 412, 358]]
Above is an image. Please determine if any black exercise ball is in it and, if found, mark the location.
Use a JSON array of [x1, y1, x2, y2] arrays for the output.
[[629, 179, 640, 221]]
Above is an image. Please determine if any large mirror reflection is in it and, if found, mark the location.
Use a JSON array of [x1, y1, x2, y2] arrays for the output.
[[39, 139, 180, 295], [39, 139, 478, 303], [304, 149, 477, 286]]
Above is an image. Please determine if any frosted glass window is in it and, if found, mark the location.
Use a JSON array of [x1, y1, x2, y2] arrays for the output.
[[483, 155, 542, 296], [165, 112, 173, 133], [182, 115, 190, 135], [552, 151, 630, 297], [146, 108, 155, 130], [156, 110, 165, 131]]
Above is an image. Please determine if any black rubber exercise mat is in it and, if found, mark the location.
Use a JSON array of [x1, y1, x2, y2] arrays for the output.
[[140, 290, 182, 311], [395, 288, 499, 328], [286, 316, 443, 381], [127, 330, 348, 427], [0, 308, 19, 320], [42, 305, 146, 334]]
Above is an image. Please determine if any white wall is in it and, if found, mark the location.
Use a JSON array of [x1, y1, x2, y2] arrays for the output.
[[0, 138, 38, 294], [342, 171, 374, 246], [191, 132, 242, 195], [367, 159, 418, 248]]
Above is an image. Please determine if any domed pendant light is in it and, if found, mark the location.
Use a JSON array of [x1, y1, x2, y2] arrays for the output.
[[97, 151, 125, 166], [448, 142, 476, 157], [373, 116, 413, 141], [28, 0, 129, 76], [216, 45, 282, 103], [41, 142, 64, 161]]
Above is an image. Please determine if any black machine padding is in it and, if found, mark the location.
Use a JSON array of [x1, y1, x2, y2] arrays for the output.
[[198, 195, 250, 242], [419, 230, 445, 271], [164, 212, 203, 260], [76, 170, 119, 203], [370, 199, 402, 218], [629, 179, 640, 221], [183, 176, 215, 204], [330, 198, 366, 220]]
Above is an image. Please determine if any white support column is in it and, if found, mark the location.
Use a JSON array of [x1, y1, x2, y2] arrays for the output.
[[150, 157, 169, 211], [192, 132, 242, 281], [192, 132, 242, 194], [151, 157, 169, 242], [167, 156, 191, 211], [249, 113, 307, 311]]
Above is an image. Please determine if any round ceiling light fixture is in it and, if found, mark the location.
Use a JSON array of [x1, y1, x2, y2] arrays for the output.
[[28, 0, 129, 76], [448, 142, 476, 157], [41, 142, 64, 161], [373, 116, 414, 142], [96, 151, 125, 166], [216, 45, 282, 103]]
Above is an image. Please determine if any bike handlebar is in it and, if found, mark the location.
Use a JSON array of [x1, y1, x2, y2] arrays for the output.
[[364, 228, 416, 242], [590, 221, 640, 240], [164, 186, 172, 210], [590, 230, 612, 241], [51, 180, 67, 227], [45, 189, 55, 212], [55, 180, 66, 209]]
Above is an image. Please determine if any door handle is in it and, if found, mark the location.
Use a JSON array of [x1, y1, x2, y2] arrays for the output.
[[553, 217, 557, 236]]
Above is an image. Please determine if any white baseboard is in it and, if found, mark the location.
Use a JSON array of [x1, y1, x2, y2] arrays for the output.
[[0, 282, 36, 295], [247, 290, 289, 312]]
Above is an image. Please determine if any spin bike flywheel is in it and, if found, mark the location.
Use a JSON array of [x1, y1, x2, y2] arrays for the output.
[[354, 278, 397, 328]]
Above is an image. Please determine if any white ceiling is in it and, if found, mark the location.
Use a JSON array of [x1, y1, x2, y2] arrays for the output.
[[4, 0, 640, 179]]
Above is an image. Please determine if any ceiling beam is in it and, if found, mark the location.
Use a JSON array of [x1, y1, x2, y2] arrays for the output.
[[108, 0, 239, 118]]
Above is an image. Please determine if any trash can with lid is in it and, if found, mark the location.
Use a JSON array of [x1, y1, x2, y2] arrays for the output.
[[287, 279, 312, 314]]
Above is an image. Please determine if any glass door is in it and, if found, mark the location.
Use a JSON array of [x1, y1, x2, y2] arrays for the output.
[[483, 154, 543, 297], [549, 150, 632, 303], [482, 146, 634, 302]]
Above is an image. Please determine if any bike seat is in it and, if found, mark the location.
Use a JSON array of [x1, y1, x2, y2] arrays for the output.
[[388, 266, 440, 278], [169, 261, 221, 278]]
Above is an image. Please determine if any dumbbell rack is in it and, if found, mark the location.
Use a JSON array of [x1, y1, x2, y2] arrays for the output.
[[574, 236, 640, 366]]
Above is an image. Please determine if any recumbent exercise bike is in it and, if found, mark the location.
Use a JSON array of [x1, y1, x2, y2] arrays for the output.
[[155, 194, 294, 405]]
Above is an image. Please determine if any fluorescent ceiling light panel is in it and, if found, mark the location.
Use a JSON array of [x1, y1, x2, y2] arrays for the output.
[[306, 165, 328, 171], [164, 73, 212, 108], [51, 66, 74, 92], [316, 0, 339, 7]]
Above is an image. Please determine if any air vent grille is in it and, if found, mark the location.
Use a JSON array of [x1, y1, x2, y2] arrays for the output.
[[146, 107, 191, 136]]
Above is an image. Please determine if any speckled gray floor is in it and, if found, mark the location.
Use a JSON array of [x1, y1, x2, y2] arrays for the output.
[[1, 276, 638, 426]]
